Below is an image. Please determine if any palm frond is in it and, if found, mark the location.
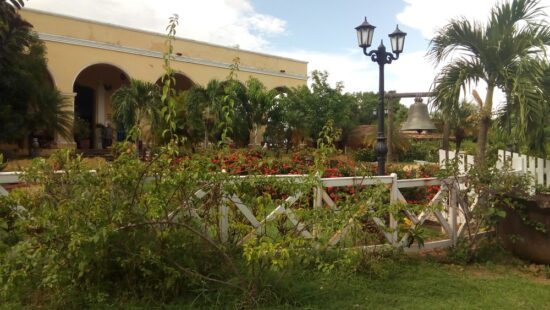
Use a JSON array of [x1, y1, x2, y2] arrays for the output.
[[427, 18, 485, 65], [111, 78, 163, 141]]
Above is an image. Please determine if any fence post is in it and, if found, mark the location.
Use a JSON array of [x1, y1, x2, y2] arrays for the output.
[[449, 181, 458, 245], [219, 200, 229, 243], [312, 173, 323, 238], [537, 158, 544, 186], [314, 185, 322, 209], [390, 173, 399, 246]]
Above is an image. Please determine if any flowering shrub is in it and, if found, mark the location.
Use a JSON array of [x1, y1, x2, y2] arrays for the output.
[[188, 148, 358, 178], [194, 149, 441, 206]]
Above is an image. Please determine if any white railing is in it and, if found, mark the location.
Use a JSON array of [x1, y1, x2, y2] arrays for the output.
[[0, 170, 475, 252], [439, 149, 550, 187]]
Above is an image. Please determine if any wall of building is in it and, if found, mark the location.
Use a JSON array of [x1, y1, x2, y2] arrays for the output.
[[18, 9, 308, 149], [21, 9, 308, 94]]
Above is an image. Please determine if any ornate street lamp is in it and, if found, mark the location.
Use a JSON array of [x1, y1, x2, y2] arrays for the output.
[[356, 18, 406, 175]]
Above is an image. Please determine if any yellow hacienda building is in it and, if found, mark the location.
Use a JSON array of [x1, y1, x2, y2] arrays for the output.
[[18, 9, 308, 150]]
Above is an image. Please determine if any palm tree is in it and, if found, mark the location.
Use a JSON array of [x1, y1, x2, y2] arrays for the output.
[[185, 79, 224, 148], [428, 0, 550, 165], [221, 79, 249, 146], [432, 73, 479, 157], [498, 61, 550, 156], [28, 87, 73, 141], [364, 122, 411, 161], [245, 77, 277, 146], [111, 79, 163, 145], [1, 2, 72, 147]]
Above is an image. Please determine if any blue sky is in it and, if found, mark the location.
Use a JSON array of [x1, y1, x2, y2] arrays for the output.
[[26, 0, 550, 106], [251, 0, 425, 53]]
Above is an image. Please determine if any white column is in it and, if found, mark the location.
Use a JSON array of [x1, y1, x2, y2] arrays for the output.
[[95, 84, 107, 149], [97, 83, 106, 125]]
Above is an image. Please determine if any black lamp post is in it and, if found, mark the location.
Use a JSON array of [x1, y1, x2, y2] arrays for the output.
[[356, 18, 406, 175]]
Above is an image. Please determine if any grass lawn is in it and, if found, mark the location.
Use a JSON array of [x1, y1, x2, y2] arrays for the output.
[[252, 258, 550, 310], [283, 261, 549, 309], [109, 254, 548, 310], [2, 252, 547, 310]]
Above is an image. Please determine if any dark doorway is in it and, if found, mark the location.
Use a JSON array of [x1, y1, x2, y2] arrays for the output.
[[74, 84, 94, 148]]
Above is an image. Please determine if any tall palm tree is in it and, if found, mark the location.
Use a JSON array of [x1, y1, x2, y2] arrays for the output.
[[221, 79, 249, 146], [185, 79, 224, 148], [28, 87, 72, 141], [1, 1, 72, 147], [245, 77, 277, 145], [505, 61, 550, 155], [428, 0, 550, 165], [111, 79, 163, 145], [432, 72, 479, 157]]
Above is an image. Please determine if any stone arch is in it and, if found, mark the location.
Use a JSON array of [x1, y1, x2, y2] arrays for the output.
[[273, 86, 290, 100], [71, 62, 131, 88], [273, 86, 290, 94], [155, 72, 195, 92], [72, 63, 130, 149]]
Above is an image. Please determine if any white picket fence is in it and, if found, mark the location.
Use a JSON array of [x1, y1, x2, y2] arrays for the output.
[[0, 171, 474, 252], [438, 149, 475, 174], [439, 149, 550, 188]]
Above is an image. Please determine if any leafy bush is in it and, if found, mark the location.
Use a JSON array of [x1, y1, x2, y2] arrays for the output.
[[0, 144, 436, 307], [0, 148, 248, 305], [400, 140, 440, 162], [353, 148, 377, 162], [355, 140, 441, 163], [440, 162, 532, 264], [0, 119, 433, 307]]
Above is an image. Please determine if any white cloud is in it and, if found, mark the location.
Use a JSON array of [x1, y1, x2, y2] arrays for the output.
[[272, 48, 443, 107], [398, 0, 550, 40], [245, 14, 286, 34], [397, 0, 496, 39], [274, 48, 378, 93], [26, 0, 549, 108], [27, 0, 287, 51]]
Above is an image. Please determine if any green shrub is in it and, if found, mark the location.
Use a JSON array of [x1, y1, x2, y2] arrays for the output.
[[1, 145, 430, 307], [400, 140, 440, 162], [0, 148, 249, 306], [352, 140, 440, 163], [353, 148, 377, 162]]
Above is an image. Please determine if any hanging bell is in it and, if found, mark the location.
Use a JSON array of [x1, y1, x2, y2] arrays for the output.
[[401, 97, 436, 133]]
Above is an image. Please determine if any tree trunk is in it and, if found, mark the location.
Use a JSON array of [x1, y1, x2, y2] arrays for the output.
[[249, 123, 259, 147], [454, 134, 463, 167], [442, 121, 450, 162], [476, 85, 494, 167], [455, 138, 462, 155]]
